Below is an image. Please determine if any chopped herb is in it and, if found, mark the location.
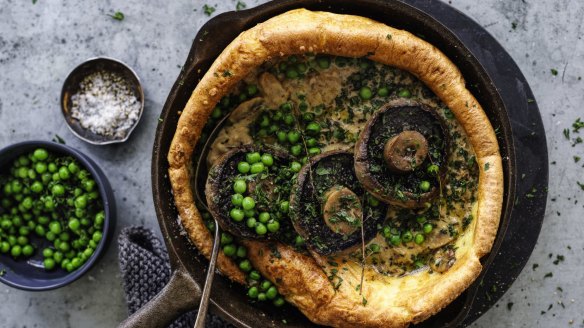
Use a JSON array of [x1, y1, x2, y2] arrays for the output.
[[32, 0, 37, 4], [577, 182, 584, 191], [236, 1, 247, 10], [52, 134, 66, 144], [386, 33, 392, 40], [203, 4, 216, 16], [362, 296, 368, 306], [484, 162, 490, 171], [573, 118, 584, 132], [532, 263, 539, 270], [563, 128, 570, 139], [511, 22, 517, 29], [551, 68, 558, 76], [507, 302, 514, 310], [222, 70, 233, 77], [574, 156, 581, 163], [544, 272, 553, 279], [553, 255, 564, 265], [108, 11, 125, 21]]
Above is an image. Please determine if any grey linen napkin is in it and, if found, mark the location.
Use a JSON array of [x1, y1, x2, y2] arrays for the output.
[[118, 226, 232, 328]]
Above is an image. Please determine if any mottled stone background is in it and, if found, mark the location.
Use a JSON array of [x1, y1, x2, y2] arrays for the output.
[[0, 0, 582, 327]]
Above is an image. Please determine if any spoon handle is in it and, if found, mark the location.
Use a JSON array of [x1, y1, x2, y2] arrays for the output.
[[193, 219, 221, 328]]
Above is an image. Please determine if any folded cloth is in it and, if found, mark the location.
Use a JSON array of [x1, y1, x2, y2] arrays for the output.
[[118, 226, 232, 328]]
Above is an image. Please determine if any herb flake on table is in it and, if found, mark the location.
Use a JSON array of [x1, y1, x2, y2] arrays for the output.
[[203, 4, 216, 16], [236, 1, 247, 10], [551, 68, 558, 76], [108, 11, 125, 21]]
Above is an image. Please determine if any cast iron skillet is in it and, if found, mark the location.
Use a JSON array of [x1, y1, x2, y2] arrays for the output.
[[119, 0, 548, 327]]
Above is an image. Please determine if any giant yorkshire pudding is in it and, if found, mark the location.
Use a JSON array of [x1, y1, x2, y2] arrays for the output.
[[167, 9, 503, 328]]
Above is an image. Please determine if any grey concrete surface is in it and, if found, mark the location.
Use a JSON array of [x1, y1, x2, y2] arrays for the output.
[[0, 0, 582, 327]]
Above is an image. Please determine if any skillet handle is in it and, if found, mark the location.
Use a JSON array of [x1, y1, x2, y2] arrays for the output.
[[118, 267, 201, 328]]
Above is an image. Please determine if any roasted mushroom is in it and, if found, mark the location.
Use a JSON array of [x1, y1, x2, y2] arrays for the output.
[[354, 99, 449, 208], [289, 150, 387, 255], [205, 145, 295, 241]]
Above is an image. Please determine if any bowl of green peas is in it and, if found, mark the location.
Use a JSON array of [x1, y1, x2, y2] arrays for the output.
[[0, 141, 115, 290]]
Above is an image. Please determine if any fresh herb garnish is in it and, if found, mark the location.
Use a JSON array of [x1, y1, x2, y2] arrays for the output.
[[203, 4, 216, 16], [236, 1, 247, 10], [484, 162, 490, 171], [551, 68, 558, 76], [52, 134, 66, 144], [108, 11, 125, 21]]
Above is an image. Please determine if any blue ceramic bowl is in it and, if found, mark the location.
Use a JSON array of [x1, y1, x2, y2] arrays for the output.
[[0, 141, 116, 290]]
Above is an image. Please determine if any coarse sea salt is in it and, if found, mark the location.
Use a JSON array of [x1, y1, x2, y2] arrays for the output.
[[70, 70, 141, 139]]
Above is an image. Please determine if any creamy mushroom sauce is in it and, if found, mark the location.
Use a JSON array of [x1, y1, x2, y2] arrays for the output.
[[195, 55, 479, 277]]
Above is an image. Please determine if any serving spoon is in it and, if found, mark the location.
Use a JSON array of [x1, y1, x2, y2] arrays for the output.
[[192, 113, 233, 328]]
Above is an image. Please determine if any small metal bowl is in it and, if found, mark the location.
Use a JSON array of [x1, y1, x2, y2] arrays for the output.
[[0, 141, 116, 291], [61, 57, 144, 145]]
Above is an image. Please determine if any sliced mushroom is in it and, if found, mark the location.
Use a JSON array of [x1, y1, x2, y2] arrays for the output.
[[206, 145, 293, 241], [430, 247, 456, 273], [289, 150, 387, 255], [354, 99, 449, 208]]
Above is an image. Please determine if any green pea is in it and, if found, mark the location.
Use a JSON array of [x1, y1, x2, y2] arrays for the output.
[[18, 226, 30, 236], [279, 201, 290, 213], [17, 167, 28, 179], [22, 196, 33, 209], [45, 231, 56, 241], [68, 218, 81, 231], [220, 233, 233, 245], [277, 131, 287, 143], [258, 115, 270, 128], [246, 152, 261, 164], [266, 286, 278, 299], [369, 243, 381, 253], [398, 89, 412, 98], [11, 180, 23, 193], [0, 242, 10, 253], [244, 209, 255, 218], [402, 231, 413, 243], [230, 208, 245, 222], [283, 114, 295, 126], [242, 197, 256, 210], [43, 258, 56, 270], [290, 145, 302, 156], [67, 162, 79, 174], [35, 162, 47, 174], [296, 63, 308, 74], [58, 167, 70, 180], [11, 245, 22, 257], [232, 193, 244, 206], [248, 270, 261, 281], [317, 56, 330, 69], [33, 148, 49, 161], [59, 241, 70, 252], [427, 164, 440, 175], [92, 231, 102, 243], [250, 162, 265, 174], [260, 280, 271, 291], [389, 234, 401, 246], [287, 131, 300, 144], [419, 181, 431, 192], [74, 195, 88, 209], [298, 102, 308, 111], [359, 86, 373, 100], [49, 221, 62, 234], [246, 84, 258, 96], [273, 297, 285, 307], [294, 235, 305, 247], [211, 107, 222, 119], [42, 248, 54, 258], [95, 212, 105, 226], [44, 198, 55, 210], [246, 217, 257, 228], [255, 223, 267, 235], [290, 161, 302, 172], [423, 223, 433, 234], [377, 87, 389, 97], [247, 286, 259, 298], [77, 170, 89, 180], [416, 216, 427, 224], [0, 219, 12, 230], [17, 236, 28, 245], [308, 147, 321, 156], [414, 233, 425, 244], [7, 236, 17, 246], [238, 93, 247, 102], [233, 179, 247, 194], [31, 181, 43, 193], [48, 163, 57, 173], [223, 244, 236, 257], [237, 161, 250, 174], [272, 111, 283, 121], [17, 155, 29, 166], [285, 68, 298, 79], [267, 220, 280, 232], [65, 262, 74, 272], [35, 225, 46, 236], [368, 196, 380, 207], [258, 212, 270, 223], [71, 257, 81, 269], [22, 244, 34, 256], [306, 122, 321, 135], [239, 259, 252, 272], [261, 154, 274, 166], [258, 293, 267, 301], [53, 251, 64, 263], [82, 179, 96, 192], [302, 112, 315, 122], [236, 246, 247, 258]]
